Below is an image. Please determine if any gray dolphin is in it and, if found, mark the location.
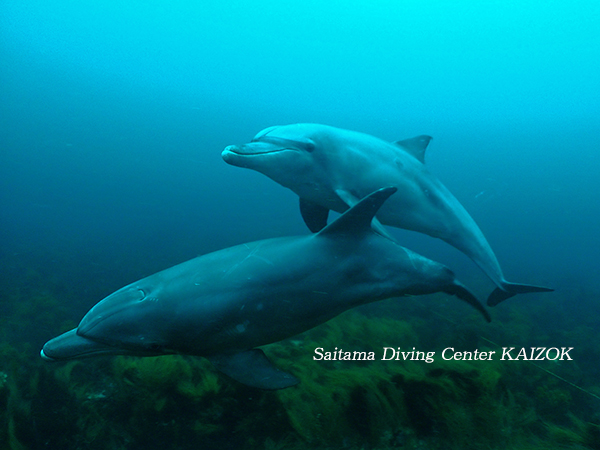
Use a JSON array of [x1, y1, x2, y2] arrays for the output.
[[41, 188, 490, 390], [222, 123, 553, 305]]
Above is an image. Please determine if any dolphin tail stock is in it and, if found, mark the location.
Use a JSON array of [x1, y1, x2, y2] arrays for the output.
[[487, 282, 555, 307], [443, 281, 491, 323]]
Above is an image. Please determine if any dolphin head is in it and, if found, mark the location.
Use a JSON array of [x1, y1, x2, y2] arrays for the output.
[[77, 284, 176, 354], [42, 284, 177, 360], [42, 283, 180, 362], [222, 124, 326, 189]]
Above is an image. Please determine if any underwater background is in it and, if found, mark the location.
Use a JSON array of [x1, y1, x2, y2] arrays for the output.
[[1, 1, 599, 449]]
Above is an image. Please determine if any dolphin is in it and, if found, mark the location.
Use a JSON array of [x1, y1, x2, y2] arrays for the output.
[[222, 123, 553, 305], [42, 187, 490, 390]]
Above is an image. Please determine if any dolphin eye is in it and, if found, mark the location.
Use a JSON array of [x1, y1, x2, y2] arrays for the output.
[[304, 142, 316, 152]]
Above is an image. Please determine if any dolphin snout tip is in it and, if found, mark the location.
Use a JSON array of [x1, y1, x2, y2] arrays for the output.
[[222, 145, 248, 166], [222, 145, 240, 161], [40, 348, 55, 361]]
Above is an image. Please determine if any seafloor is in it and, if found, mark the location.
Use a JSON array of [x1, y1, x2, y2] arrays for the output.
[[1, 253, 598, 450]]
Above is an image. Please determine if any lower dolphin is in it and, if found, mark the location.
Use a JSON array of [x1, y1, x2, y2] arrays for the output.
[[222, 123, 553, 305], [42, 187, 490, 390]]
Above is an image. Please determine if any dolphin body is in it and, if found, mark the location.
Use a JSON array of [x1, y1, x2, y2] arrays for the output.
[[42, 188, 490, 390], [222, 123, 553, 305]]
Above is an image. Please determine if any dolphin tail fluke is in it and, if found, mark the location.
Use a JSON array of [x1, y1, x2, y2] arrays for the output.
[[444, 282, 491, 323], [487, 282, 554, 307]]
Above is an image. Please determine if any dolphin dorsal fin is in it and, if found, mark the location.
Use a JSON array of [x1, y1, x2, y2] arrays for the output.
[[317, 187, 397, 237], [394, 135, 432, 163]]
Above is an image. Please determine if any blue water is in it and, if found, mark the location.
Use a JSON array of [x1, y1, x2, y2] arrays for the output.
[[2, 1, 598, 298], [0, 1, 599, 447]]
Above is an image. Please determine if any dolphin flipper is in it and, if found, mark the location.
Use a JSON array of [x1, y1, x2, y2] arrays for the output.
[[334, 188, 396, 240], [208, 349, 299, 390], [299, 198, 329, 232], [487, 282, 554, 306]]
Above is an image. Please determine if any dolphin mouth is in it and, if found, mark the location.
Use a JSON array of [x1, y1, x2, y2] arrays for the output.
[[41, 329, 127, 361], [223, 145, 289, 156], [41, 328, 163, 360]]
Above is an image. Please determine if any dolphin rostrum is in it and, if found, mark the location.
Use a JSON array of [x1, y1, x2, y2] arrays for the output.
[[222, 123, 553, 305], [42, 187, 490, 389]]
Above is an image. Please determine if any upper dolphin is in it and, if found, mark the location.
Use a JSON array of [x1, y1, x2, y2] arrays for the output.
[[222, 123, 553, 305], [42, 188, 490, 389]]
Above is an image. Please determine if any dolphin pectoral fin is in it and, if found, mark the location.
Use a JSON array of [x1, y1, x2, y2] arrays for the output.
[[334, 188, 359, 208], [299, 198, 330, 232], [371, 217, 397, 241], [487, 282, 554, 306], [444, 282, 491, 323], [208, 349, 299, 390]]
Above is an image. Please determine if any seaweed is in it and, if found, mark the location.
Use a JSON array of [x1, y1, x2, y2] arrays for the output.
[[2, 253, 600, 449]]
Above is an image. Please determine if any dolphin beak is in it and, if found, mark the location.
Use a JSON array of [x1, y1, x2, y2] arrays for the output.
[[221, 145, 243, 163], [223, 142, 286, 157], [41, 329, 127, 361], [222, 142, 298, 169]]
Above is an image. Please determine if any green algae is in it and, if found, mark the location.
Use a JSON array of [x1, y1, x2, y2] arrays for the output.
[[2, 258, 600, 450], [545, 413, 600, 449]]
